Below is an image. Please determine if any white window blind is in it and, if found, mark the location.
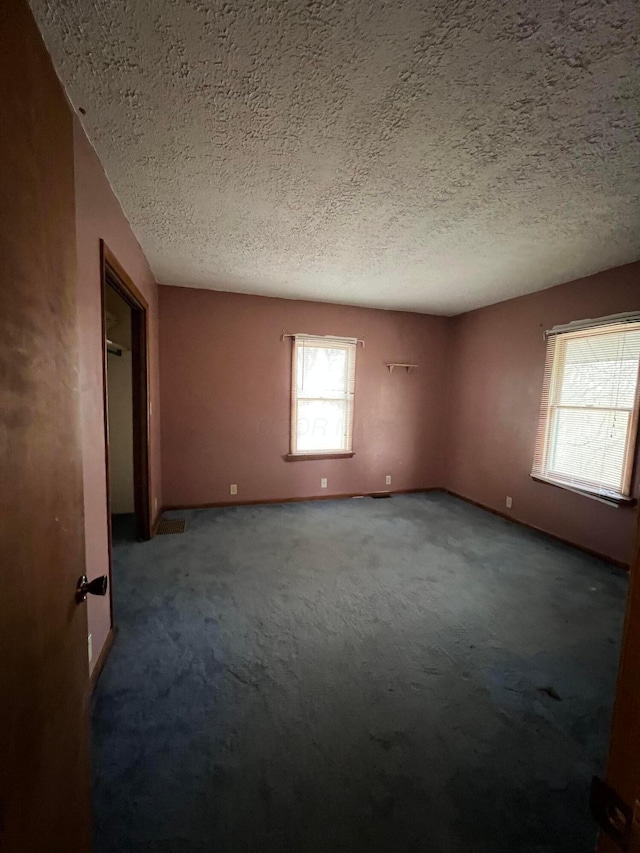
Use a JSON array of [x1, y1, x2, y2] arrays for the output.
[[532, 321, 640, 500], [291, 335, 357, 455]]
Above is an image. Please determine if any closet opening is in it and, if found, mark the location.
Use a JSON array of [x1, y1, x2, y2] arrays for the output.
[[101, 240, 152, 581]]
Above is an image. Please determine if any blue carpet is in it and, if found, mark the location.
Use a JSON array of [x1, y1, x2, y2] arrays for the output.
[[93, 492, 627, 852]]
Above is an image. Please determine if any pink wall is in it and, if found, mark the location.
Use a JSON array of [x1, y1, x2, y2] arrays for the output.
[[74, 119, 161, 672], [446, 262, 640, 567], [159, 287, 449, 507], [158, 272, 639, 566]]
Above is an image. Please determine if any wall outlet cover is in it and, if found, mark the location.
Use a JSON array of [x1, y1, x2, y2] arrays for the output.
[[506, 496, 513, 509], [230, 484, 238, 495], [321, 478, 327, 489], [87, 633, 92, 662], [386, 475, 392, 485]]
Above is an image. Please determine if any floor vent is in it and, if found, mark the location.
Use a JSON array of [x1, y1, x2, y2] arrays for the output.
[[371, 492, 392, 499], [156, 518, 187, 535]]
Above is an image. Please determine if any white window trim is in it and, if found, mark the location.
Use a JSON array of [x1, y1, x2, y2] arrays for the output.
[[289, 335, 357, 458], [531, 318, 640, 505]]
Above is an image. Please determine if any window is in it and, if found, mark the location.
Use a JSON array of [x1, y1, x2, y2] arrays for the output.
[[290, 335, 357, 456], [532, 318, 640, 501]]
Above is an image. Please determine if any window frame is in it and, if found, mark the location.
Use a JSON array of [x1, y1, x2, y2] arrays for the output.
[[288, 335, 357, 460], [531, 320, 640, 504]]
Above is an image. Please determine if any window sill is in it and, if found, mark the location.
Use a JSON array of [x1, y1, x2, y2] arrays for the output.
[[530, 474, 637, 507], [284, 452, 355, 462]]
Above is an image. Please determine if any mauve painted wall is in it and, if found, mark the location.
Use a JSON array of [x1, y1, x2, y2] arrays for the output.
[[446, 262, 640, 567], [159, 287, 449, 507], [74, 119, 162, 672]]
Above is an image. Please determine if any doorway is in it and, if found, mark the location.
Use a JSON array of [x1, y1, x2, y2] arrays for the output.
[[100, 241, 152, 574]]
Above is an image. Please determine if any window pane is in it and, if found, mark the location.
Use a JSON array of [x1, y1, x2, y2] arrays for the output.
[[296, 399, 347, 451], [297, 346, 347, 396], [558, 330, 640, 408], [549, 408, 630, 491]]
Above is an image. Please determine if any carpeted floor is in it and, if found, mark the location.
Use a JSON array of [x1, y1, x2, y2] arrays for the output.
[[94, 493, 627, 853]]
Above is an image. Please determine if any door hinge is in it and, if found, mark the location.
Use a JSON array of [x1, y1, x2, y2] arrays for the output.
[[591, 776, 640, 851]]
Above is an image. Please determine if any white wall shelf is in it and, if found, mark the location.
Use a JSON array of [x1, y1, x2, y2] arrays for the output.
[[386, 363, 418, 373]]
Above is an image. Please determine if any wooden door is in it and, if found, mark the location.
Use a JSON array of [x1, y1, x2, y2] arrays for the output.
[[0, 1, 92, 850], [596, 513, 640, 852]]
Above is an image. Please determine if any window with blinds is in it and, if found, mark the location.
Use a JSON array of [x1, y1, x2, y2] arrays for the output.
[[532, 320, 640, 501], [291, 335, 357, 455]]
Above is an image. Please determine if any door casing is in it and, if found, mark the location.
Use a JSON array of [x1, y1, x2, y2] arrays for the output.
[[101, 241, 152, 538], [598, 508, 640, 851], [100, 241, 153, 629]]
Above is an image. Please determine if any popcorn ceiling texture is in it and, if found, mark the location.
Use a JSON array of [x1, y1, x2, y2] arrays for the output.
[[30, 0, 640, 314]]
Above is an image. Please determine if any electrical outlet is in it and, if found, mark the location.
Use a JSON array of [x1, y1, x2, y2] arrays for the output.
[[87, 633, 93, 663], [386, 475, 392, 485], [506, 496, 513, 509], [230, 484, 238, 495], [321, 478, 327, 489], [154, 496, 158, 511]]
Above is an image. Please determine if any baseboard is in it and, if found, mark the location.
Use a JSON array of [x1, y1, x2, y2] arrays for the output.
[[152, 487, 630, 569], [90, 628, 115, 690], [444, 489, 630, 570], [162, 487, 438, 513]]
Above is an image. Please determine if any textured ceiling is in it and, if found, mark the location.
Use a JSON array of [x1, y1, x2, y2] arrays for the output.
[[31, 0, 640, 314]]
